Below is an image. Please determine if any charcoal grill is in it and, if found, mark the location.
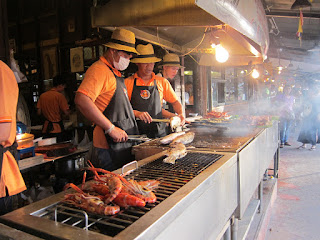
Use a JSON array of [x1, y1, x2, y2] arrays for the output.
[[0, 150, 238, 240]]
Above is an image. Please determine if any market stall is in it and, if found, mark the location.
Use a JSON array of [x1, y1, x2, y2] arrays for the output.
[[0, 151, 237, 240], [0, 1, 277, 239]]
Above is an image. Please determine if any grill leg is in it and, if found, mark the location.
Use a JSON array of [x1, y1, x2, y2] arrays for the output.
[[231, 216, 238, 240], [223, 224, 231, 240], [258, 181, 263, 213], [274, 146, 280, 178]]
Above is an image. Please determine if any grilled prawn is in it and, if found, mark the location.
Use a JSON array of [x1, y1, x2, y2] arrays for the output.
[[63, 183, 120, 215]]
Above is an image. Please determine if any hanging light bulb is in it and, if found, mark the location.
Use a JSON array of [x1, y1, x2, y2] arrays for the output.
[[251, 68, 259, 79], [215, 44, 229, 63]]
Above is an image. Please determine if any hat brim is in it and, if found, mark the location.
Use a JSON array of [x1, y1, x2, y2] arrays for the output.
[[161, 63, 184, 68], [131, 57, 161, 63], [104, 42, 138, 54]]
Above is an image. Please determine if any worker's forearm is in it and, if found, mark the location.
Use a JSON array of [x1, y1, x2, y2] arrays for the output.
[[75, 93, 113, 131], [0, 123, 11, 143], [133, 110, 140, 118], [171, 101, 183, 116], [162, 108, 175, 118]]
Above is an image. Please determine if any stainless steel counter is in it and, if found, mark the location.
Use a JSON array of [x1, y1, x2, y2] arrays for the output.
[[0, 150, 237, 240]]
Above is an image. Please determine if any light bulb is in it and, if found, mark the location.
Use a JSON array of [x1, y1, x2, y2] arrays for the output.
[[251, 69, 259, 79], [215, 45, 229, 63]]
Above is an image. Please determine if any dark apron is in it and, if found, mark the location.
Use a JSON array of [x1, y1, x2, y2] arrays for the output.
[[102, 70, 139, 169], [42, 120, 65, 142], [43, 120, 65, 134], [130, 78, 166, 138], [0, 142, 18, 178], [0, 142, 18, 213]]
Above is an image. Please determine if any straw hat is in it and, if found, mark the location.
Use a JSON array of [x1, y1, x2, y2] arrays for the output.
[[130, 44, 161, 63], [161, 53, 183, 68], [104, 28, 138, 54]]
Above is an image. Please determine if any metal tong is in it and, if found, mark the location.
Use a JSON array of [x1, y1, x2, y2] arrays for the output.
[[137, 116, 182, 132], [127, 134, 152, 142]]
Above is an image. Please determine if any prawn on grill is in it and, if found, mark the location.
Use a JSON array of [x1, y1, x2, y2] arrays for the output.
[[122, 179, 157, 204], [85, 167, 157, 204], [63, 183, 120, 215], [136, 180, 161, 191], [113, 192, 146, 208], [85, 162, 123, 203]]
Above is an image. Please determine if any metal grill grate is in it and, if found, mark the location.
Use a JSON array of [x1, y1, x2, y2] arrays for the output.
[[31, 152, 223, 237]]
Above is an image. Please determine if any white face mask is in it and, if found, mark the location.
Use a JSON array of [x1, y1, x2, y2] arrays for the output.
[[113, 54, 130, 71]]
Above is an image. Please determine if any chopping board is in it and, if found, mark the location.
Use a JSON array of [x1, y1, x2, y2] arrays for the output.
[[35, 142, 76, 157]]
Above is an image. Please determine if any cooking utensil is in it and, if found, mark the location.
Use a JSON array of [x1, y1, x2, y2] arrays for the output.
[[137, 116, 182, 132], [127, 135, 152, 142]]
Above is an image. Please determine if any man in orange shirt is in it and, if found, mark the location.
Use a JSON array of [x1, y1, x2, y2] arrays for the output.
[[75, 29, 139, 171], [125, 44, 185, 138], [0, 60, 26, 215], [37, 75, 70, 142]]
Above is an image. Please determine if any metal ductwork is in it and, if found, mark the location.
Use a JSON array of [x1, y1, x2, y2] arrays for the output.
[[91, 0, 269, 66]]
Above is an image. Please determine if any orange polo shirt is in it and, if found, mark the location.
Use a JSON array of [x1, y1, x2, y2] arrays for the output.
[[125, 72, 178, 105], [37, 89, 69, 133], [77, 56, 121, 149], [0, 60, 26, 197]]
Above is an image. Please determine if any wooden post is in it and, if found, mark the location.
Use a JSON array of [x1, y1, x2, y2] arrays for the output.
[[207, 67, 212, 112], [200, 65, 208, 116], [234, 68, 238, 102], [180, 56, 185, 116]]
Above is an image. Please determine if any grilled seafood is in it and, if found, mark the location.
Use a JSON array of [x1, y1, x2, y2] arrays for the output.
[[86, 162, 123, 203], [85, 167, 157, 204], [113, 192, 146, 208], [163, 142, 187, 164], [160, 132, 186, 144], [169, 116, 182, 132], [122, 179, 157, 204], [170, 132, 195, 145], [137, 180, 160, 190], [63, 183, 120, 215]]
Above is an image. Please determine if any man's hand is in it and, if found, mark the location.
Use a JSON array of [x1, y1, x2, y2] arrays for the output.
[[108, 126, 128, 142], [136, 111, 153, 124], [178, 114, 188, 125]]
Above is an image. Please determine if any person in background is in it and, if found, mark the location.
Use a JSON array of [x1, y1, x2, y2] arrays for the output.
[[297, 86, 320, 150], [158, 53, 181, 81], [274, 85, 295, 148], [157, 53, 182, 112], [37, 75, 70, 142], [185, 81, 194, 105], [125, 44, 185, 138], [75, 29, 139, 171], [0, 60, 26, 215]]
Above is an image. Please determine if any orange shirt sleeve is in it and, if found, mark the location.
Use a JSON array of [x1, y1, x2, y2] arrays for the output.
[[77, 62, 109, 102], [0, 61, 18, 146], [77, 60, 117, 112], [159, 77, 178, 104], [58, 94, 69, 112]]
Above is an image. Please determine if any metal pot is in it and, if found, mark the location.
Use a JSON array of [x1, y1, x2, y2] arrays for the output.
[[54, 156, 85, 176]]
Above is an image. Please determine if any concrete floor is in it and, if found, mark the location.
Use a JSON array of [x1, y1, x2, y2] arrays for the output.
[[265, 130, 320, 240]]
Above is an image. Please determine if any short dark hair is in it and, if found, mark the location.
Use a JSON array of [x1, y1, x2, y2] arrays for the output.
[[52, 75, 67, 87]]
